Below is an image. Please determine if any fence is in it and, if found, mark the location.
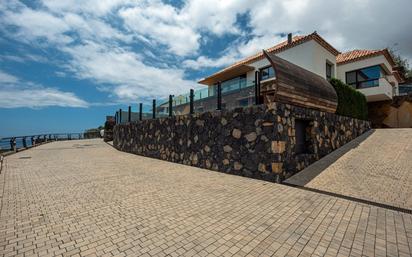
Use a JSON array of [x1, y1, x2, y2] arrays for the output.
[[0, 133, 87, 154], [114, 72, 263, 124]]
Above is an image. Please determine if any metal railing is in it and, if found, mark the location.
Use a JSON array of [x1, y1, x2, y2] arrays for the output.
[[0, 133, 88, 154], [114, 75, 263, 125]]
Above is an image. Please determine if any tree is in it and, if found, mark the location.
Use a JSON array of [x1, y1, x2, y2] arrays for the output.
[[389, 48, 412, 79]]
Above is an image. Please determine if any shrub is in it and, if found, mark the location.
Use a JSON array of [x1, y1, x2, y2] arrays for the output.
[[330, 78, 368, 120]]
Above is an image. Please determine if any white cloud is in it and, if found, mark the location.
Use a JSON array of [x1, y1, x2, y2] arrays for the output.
[[40, 0, 127, 16], [119, 1, 200, 56], [62, 13, 133, 43], [0, 54, 49, 63], [1, 6, 73, 45], [118, 0, 252, 56], [246, 0, 412, 61], [0, 71, 19, 83], [180, 0, 249, 36], [62, 42, 196, 101], [184, 0, 412, 69], [1, 0, 412, 108], [183, 34, 284, 70], [0, 70, 88, 108]]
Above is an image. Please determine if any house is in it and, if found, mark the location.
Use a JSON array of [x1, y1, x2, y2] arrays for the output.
[[159, 32, 404, 115], [199, 32, 339, 86], [336, 49, 403, 102]]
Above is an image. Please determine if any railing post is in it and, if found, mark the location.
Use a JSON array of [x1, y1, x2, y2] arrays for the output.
[[189, 89, 194, 114], [23, 137, 27, 148], [119, 109, 122, 123], [258, 72, 261, 104], [31, 136, 35, 146], [217, 81, 222, 110], [128, 105, 131, 122], [255, 71, 261, 105], [169, 95, 173, 117], [152, 99, 156, 119], [10, 138, 15, 152], [139, 103, 143, 121]]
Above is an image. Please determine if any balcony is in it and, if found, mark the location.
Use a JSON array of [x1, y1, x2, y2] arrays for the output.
[[356, 77, 393, 102]]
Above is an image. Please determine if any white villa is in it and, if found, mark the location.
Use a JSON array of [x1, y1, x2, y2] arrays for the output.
[[199, 32, 404, 103]]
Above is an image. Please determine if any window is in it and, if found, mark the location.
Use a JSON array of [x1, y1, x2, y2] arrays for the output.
[[260, 66, 275, 81], [213, 75, 247, 94], [326, 62, 333, 80], [295, 119, 311, 154], [345, 65, 381, 89]]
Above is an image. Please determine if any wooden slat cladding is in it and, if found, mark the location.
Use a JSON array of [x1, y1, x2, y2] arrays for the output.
[[262, 50, 338, 113]]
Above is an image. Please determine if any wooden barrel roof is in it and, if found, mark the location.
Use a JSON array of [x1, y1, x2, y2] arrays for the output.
[[262, 50, 338, 113]]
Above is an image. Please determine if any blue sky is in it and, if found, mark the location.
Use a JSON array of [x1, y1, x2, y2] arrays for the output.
[[1, 0, 411, 137]]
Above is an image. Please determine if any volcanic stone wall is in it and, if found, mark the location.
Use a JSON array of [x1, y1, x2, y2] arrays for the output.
[[114, 103, 370, 182]]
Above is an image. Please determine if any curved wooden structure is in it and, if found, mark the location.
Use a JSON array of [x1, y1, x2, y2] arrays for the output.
[[262, 50, 338, 113]]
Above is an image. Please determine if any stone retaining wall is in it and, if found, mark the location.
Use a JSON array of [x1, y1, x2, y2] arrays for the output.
[[114, 103, 370, 182]]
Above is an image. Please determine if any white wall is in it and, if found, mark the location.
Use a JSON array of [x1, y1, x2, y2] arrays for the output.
[[245, 39, 336, 82], [312, 40, 337, 78]]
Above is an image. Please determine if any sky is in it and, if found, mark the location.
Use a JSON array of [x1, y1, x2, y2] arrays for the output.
[[0, 0, 411, 137]]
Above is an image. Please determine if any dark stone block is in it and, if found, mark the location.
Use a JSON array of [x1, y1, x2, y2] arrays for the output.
[[113, 102, 370, 183]]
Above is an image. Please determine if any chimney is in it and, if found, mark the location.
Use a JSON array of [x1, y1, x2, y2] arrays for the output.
[[287, 33, 292, 44]]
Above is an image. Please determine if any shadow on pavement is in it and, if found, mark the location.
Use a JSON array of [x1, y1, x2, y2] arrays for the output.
[[285, 129, 375, 186]]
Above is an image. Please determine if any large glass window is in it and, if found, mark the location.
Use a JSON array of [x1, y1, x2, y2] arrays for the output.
[[260, 66, 275, 80], [213, 74, 247, 94], [345, 65, 381, 89]]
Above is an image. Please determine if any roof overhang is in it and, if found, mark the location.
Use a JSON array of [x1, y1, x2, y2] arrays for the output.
[[198, 64, 255, 85]]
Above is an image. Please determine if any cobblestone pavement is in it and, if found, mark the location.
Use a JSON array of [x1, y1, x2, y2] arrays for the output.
[[286, 129, 412, 210], [1, 139, 412, 257]]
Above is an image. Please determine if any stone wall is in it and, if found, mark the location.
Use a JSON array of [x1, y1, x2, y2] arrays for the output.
[[114, 103, 370, 182]]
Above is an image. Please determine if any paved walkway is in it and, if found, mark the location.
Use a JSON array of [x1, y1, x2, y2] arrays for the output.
[[286, 129, 412, 210], [1, 139, 412, 257]]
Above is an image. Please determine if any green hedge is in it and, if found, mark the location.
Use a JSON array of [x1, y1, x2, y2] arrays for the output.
[[330, 78, 368, 120]]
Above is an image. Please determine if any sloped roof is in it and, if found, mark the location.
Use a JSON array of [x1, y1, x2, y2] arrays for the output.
[[337, 49, 396, 67], [199, 32, 340, 84]]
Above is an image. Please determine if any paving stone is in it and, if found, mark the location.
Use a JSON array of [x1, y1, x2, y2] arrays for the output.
[[0, 139, 411, 257], [286, 129, 412, 210]]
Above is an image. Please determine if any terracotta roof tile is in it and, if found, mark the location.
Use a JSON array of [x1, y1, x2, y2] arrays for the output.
[[337, 49, 396, 67]]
